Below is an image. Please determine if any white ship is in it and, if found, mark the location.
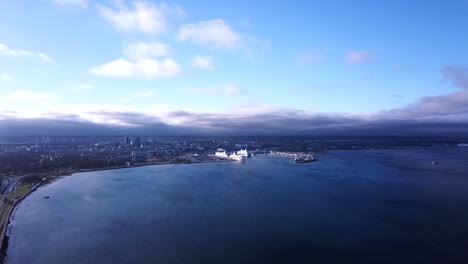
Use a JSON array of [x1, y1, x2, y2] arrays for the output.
[[230, 151, 246, 162], [214, 149, 229, 159], [215, 148, 247, 162], [237, 149, 251, 158], [458, 143, 468, 147]]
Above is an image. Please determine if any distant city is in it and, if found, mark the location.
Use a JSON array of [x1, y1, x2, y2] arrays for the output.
[[1, 136, 467, 182]]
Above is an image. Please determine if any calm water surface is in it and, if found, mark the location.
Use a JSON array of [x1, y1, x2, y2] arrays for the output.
[[7, 148, 468, 263]]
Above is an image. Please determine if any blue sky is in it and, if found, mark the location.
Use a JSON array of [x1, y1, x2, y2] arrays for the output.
[[0, 0, 468, 135]]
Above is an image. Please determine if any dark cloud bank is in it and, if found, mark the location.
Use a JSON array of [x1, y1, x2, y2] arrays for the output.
[[1, 66, 468, 137]]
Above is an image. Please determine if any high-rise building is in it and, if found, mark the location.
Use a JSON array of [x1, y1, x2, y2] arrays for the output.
[[125, 136, 132, 146], [135, 136, 141, 148]]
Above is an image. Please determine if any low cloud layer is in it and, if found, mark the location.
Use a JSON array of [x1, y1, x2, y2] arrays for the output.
[[1, 66, 468, 136], [381, 66, 468, 119], [1, 107, 467, 136]]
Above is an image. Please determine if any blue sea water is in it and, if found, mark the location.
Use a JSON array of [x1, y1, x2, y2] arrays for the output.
[[6, 148, 468, 263]]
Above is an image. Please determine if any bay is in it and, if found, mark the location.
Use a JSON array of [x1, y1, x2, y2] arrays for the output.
[[7, 149, 468, 263]]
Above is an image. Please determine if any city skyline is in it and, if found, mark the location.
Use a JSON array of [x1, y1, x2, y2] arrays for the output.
[[1, 0, 468, 136]]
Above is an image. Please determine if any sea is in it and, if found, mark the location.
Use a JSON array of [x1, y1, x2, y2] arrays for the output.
[[6, 148, 468, 264]]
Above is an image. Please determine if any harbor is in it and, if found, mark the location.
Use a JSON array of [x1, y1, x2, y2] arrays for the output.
[[270, 151, 316, 163]]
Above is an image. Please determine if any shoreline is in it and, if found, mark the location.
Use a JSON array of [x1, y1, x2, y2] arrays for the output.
[[0, 181, 44, 263], [0, 157, 235, 264], [46, 158, 236, 183]]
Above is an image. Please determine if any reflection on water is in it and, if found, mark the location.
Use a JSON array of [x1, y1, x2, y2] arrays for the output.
[[7, 148, 468, 264]]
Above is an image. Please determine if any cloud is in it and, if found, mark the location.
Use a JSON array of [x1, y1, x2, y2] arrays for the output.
[[380, 66, 468, 119], [177, 19, 243, 49], [1, 74, 12, 81], [48, 0, 87, 8], [37, 52, 54, 63], [0, 44, 32, 56], [135, 91, 155, 97], [0, 43, 54, 63], [91, 58, 181, 79], [92, 39, 179, 79], [2, 65, 468, 136], [0, 115, 200, 136], [345, 50, 371, 64], [191, 55, 214, 70], [0, 90, 61, 103], [124, 41, 171, 60], [99, 1, 182, 35], [181, 84, 245, 96], [1, 103, 467, 136], [381, 90, 468, 119]]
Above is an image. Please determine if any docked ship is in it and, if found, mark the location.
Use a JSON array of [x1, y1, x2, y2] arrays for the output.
[[236, 149, 251, 158], [214, 149, 229, 159], [214, 149, 246, 162], [229, 153, 247, 162], [294, 153, 315, 163]]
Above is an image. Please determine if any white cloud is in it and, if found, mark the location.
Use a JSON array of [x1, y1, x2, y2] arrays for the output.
[[1, 74, 12, 81], [191, 55, 214, 70], [91, 58, 181, 79], [48, 0, 87, 8], [124, 41, 171, 60], [100, 1, 182, 34], [135, 91, 155, 97], [0, 90, 61, 103], [345, 50, 371, 64], [37, 52, 54, 63], [0, 44, 32, 56], [92, 39, 179, 79], [177, 19, 243, 49], [181, 84, 245, 96], [0, 43, 53, 63]]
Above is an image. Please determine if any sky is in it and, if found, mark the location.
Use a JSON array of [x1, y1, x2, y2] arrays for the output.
[[0, 0, 468, 136]]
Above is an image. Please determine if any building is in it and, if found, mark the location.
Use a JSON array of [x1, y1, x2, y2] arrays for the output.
[[125, 136, 132, 146]]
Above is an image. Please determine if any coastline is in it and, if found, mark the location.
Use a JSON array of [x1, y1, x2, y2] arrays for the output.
[[0, 180, 43, 263], [0, 157, 235, 264]]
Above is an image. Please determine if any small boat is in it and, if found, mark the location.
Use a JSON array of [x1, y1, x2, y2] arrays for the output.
[[432, 161, 440, 165]]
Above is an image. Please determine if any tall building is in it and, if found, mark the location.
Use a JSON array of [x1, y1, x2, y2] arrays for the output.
[[125, 136, 132, 146], [135, 136, 141, 148]]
